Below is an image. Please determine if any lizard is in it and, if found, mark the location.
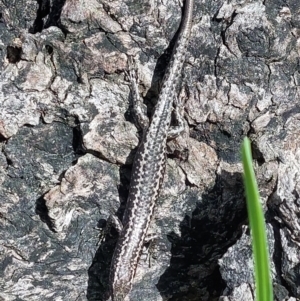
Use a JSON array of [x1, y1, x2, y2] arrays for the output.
[[109, 0, 194, 300]]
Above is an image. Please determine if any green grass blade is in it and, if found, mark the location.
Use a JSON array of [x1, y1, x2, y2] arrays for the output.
[[241, 137, 273, 301]]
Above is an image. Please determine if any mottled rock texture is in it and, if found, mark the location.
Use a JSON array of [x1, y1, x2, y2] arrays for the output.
[[0, 0, 300, 300]]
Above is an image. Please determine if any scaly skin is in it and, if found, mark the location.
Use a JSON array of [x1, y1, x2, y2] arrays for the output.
[[109, 1, 194, 300]]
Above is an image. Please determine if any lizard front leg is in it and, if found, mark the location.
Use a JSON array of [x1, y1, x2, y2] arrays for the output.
[[127, 56, 149, 130]]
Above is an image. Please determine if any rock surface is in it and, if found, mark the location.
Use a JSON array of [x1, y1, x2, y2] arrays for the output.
[[0, 0, 300, 300]]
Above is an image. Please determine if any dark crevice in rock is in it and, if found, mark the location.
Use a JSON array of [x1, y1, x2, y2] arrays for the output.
[[251, 141, 265, 165], [57, 169, 67, 182], [29, 0, 68, 35], [87, 233, 115, 301], [36, 194, 56, 232], [117, 165, 130, 207], [5, 156, 13, 167], [29, 0, 50, 33], [72, 120, 86, 157], [0, 134, 7, 143], [219, 128, 231, 138], [45, 44, 53, 55], [184, 177, 198, 189], [157, 171, 247, 300], [44, 0, 68, 34], [6, 46, 22, 63], [220, 11, 238, 53]]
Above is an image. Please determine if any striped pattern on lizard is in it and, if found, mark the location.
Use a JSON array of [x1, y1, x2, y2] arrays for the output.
[[109, 0, 194, 300]]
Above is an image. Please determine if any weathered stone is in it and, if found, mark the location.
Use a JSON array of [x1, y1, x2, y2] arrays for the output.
[[1, 0, 300, 300]]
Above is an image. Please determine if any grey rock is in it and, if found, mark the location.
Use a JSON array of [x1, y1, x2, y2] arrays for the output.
[[1, 0, 300, 300]]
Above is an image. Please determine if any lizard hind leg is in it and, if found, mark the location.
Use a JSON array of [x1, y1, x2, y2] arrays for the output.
[[167, 86, 186, 139], [139, 233, 159, 268], [98, 214, 123, 244], [127, 56, 149, 130]]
